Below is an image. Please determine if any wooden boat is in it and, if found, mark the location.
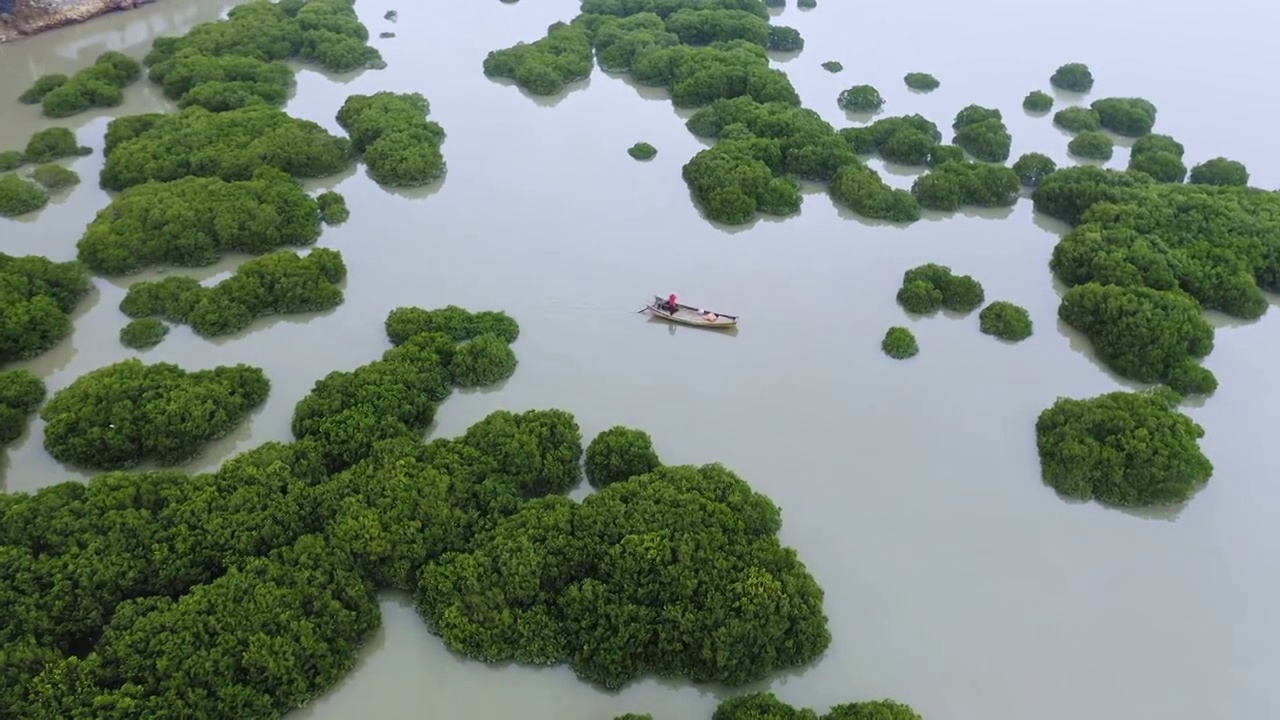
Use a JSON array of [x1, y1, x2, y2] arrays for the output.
[[646, 295, 739, 329]]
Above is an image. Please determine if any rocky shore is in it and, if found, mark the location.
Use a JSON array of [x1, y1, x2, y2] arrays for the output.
[[0, 0, 153, 43]]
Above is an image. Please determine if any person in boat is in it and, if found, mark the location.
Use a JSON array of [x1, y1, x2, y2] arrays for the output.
[[665, 293, 679, 313]]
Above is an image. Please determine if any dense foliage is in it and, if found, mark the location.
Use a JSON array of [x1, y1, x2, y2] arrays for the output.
[[483, 21, 593, 95], [40, 359, 270, 469], [100, 105, 352, 191], [896, 263, 984, 314], [881, 326, 918, 359], [1067, 131, 1113, 161], [317, 190, 349, 224], [978, 301, 1033, 341], [119, 318, 171, 349], [840, 114, 941, 166], [910, 160, 1019, 211], [1050, 62, 1093, 93], [628, 142, 658, 159], [714, 693, 922, 720], [1012, 152, 1057, 187], [1052, 106, 1100, 133], [120, 248, 347, 337], [821, 60, 843, 73], [1035, 387, 1213, 507], [335, 92, 447, 186], [79, 167, 324, 275], [903, 72, 939, 91], [0, 151, 23, 171], [1090, 97, 1156, 137], [449, 335, 519, 387], [951, 104, 1011, 162], [767, 25, 804, 52], [22, 127, 91, 163], [837, 85, 884, 112], [0, 174, 49, 218], [29, 164, 81, 191], [1188, 157, 1249, 187], [1059, 283, 1216, 395], [33, 51, 140, 118], [1022, 90, 1053, 112], [928, 144, 965, 166], [683, 96, 918, 224], [1127, 133, 1186, 183], [0, 253, 91, 363], [584, 426, 662, 488], [0, 369, 45, 449], [384, 305, 521, 345]]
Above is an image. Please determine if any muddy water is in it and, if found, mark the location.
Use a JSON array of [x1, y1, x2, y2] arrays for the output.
[[1, 0, 1278, 718]]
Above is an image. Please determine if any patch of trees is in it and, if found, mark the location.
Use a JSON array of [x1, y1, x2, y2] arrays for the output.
[[629, 141, 658, 159], [0, 152, 22, 171], [837, 84, 884, 112], [385, 304, 521, 345], [1058, 283, 1216, 395], [839, 114, 941, 166], [120, 248, 347, 338], [951, 104, 1011, 162], [158, 52, 295, 111], [0, 174, 48, 218], [0, 369, 45, 449], [1038, 166, 1279, 321], [78, 167, 325, 275], [1090, 97, 1156, 137], [897, 263, 984, 314], [1035, 387, 1213, 507], [903, 72, 939, 91], [579, 0, 770, 21], [881, 326, 918, 359], [483, 21, 594, 95], [664, 8, 771, 46], [714, 693, 922, 720], [0, 253, 91, 363], [29, 164, 80, 191], [40, 359, 269, 469], [584, 426, 661, 488], [1012, 152, 1057, 187], [1023, 90, 1053, 112], [767, 25, 804, 52], [1127, 133, 1186, 183], [1067, 130, 1113, 161], [683, 97, 917, 223], [1052, 106, 1099, 133], [120, 318, 170, 349], [1050, 62, 1093, 92], [910, 160, 1019, 211], [23, 127, 92, 163], [317, 191, 349, 224], [822, 60, 843, 73], [1189, 157, 1248, 187], [100, 105, 352, 191], [928, 144, 965, 166], [22, 51, 140, 118], [798, 0, 817, 7], [979, 301, 1032, 341], [335, 92, 447, 186]]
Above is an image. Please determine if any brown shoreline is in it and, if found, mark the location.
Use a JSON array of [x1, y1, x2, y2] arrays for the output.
[[0, 0, 154, 43]]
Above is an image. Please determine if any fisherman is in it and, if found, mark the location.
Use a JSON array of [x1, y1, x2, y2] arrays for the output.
[[666, 292, 679, 313]]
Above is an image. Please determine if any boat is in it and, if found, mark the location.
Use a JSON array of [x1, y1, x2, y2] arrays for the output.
[[645, 295, 739, 329]]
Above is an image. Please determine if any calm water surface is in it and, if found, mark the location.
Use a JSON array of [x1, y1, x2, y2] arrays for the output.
[[1, 1, 1278, 718]]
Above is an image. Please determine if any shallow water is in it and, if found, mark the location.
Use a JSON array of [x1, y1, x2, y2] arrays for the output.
[[1, 0, 1278, 718]]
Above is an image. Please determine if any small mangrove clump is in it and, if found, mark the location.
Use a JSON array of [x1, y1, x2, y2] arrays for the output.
[[903, 72, 939, 91], [838, 84, 884, 112], [928, 144, 966, 166], [1053, 106, 1100, 133], [0, 151, 24, 171], [317, 191, 350, 224], [0, 174, 49, 218], [448, 335, 519, 387], [1050, 62, 1094, 93], [764, 0, 785, 6], [881, 326, 918, 359], [40, 359, 270, 470], [23, 127, 91, 163], [979, 301, 1033, 341], [840, 114, 941, 166], [26, 51, 141, 118], [1036, 387, 1213, 507], [336, 91, 447, 187], [17, 73, 69, 104], [821, 60, 843, 73], [385, 10, 398, 20], [119, 318, 170, 349], [1091, 97, 1157, 137], [0, 369, 46, 449], [379, 31, 396, 39], [1012, 152, 1058, 187], [951, 104, 1011, 163], [385, 304, 520, 345], [896, 263, 985, 314], [120, 248, 347, 338], [483, 21, 593, 96], [1188, 157, 1249, 187], [767, 26, 805, 53], [717, 694, 921, 720], [1127, 134, 1186, 183], [911, 161, 1020, 211], [798, 0, 817, 7], [29, 164, 81, 191], [628, 142, 658, 160], [0, 252, 92, 362], [584, 426, 662, 488], [1023, 90, 1053, 112], [1068, 131, 1114, 161]]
